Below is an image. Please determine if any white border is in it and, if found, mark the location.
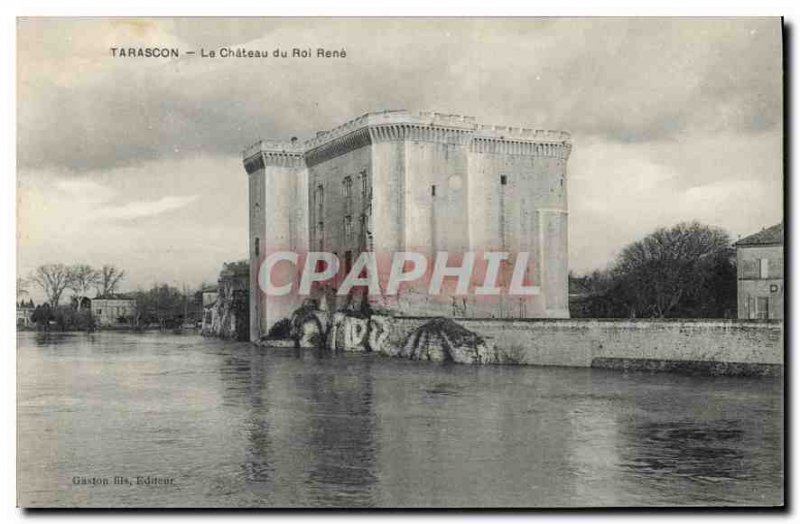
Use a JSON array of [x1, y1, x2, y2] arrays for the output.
[[3, 2, 794, 522]]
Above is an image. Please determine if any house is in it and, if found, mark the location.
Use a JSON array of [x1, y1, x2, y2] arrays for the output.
[[91, 294, 137, 327], [200, 286, 219, 333], [17, 301, 35, 329], [734, 222, 784, 320], [201, 262, 250, 341]]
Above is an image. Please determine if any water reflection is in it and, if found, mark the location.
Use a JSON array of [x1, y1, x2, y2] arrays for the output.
[[217, 348, 274, 489], [32, 331, 78, 346], [613, 373, 784, 506], [624, 421, 747, 481], [214, 346, 378, 506], [302, 364, 377, 506], [17, 332, 783, 508]]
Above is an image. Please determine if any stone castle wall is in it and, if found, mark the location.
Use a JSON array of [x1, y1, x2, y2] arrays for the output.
[[244, 111, 573, 341]]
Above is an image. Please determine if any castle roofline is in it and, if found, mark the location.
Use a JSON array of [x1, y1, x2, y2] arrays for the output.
[[243, 110, 571, 161]]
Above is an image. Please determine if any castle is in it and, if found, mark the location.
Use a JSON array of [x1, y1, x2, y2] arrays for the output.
[[243, 110, 572, 341]]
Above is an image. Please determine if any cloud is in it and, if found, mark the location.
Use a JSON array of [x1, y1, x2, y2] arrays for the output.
[[568, 132, 783, 273], [17, 155, 247, 295], [17, 18, 782, 172], [16, 18, 784, 288], [53, 179, 116, 204], [94, 195, 198, 221]]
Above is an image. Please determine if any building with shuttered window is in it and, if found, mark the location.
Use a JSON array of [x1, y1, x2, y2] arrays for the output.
[[734, 222, 784, 320]]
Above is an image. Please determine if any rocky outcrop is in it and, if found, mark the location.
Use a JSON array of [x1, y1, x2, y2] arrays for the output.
[[399, 318, 497, 364], [289, 300, 330, 348], [279, 300, 499, 365]]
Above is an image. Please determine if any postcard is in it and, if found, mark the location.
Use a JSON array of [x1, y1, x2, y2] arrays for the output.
[[16, 17, 784, 508]]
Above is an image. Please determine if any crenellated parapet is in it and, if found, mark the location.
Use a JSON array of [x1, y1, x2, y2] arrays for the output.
[[471, 124, 571, 159], [242, 110, 573, 171], [473, 124, 570, 142], [306, 127, 372, 167], [470, 137, 572, 159], [301, 110, 477, 150], [243, 139, 305, 173], [367, 124, 474, 145]]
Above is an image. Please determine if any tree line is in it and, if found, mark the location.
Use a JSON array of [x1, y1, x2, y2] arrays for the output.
[[20, 223, 737, 328], [19, 263, 207, 331], [20, 263, 125, 309], [132, 284, 204, 330], [569, 221, 737, 319], [17, 264, 126, 331]]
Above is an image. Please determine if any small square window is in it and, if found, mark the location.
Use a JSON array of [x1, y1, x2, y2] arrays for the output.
[[500, 175, 508, 185]]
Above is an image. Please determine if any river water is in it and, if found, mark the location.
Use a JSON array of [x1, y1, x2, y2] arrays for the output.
[[17, 331, 783, 508]]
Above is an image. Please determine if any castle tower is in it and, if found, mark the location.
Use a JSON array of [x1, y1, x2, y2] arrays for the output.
[[243, 111, 572, 341], [243, 139, 308, 341]]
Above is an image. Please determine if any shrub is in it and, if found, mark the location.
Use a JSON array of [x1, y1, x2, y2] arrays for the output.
[[52, 306, 96, 331]]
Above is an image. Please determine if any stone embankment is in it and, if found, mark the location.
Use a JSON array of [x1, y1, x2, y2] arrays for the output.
[[257, 305, 783, 376]]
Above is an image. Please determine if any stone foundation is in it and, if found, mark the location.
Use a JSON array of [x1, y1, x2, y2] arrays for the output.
[[272, 308, 783, 376]]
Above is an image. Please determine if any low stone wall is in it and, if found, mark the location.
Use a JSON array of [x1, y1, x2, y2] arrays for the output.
[[276, 308, 783, 376], [368, 316, 783, 375]]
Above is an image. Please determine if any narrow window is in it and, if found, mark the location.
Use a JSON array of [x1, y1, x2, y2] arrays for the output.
[[316, 184, 324, 218], [500, 175, 508, 185], [757, 296, 770, 319], [760, 258, 769, 279], [343, 176, 353, 214], [431, 185, 437, 197], [343, 176, 352, 198], [360, 170, 368, 199], [344, 215, 353, 241], [254, 237, 260, 257], [344, 250, 353, 275]]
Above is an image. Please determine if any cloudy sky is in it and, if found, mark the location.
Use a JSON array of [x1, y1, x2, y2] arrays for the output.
[[17, 18, 783, 297]]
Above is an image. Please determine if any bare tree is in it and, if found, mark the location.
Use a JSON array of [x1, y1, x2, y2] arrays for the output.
[[30, 264, 72, 307], [67, 264, 100, 310], [96, 265, 126, 296], [17, 277, 29, 299]]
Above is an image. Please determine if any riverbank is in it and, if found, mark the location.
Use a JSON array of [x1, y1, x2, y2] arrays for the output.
[[264, 314, 783, 377], [19, 325, 200, 333]]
